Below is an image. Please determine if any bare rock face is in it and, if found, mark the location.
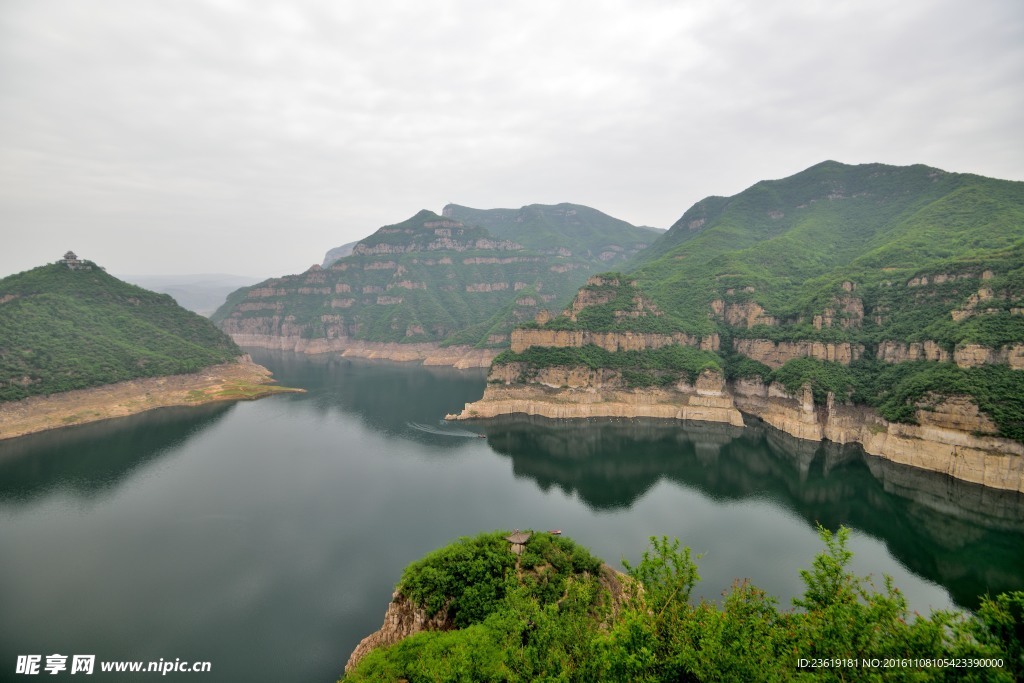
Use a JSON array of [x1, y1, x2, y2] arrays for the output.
[[877, 340, 951, 364], [510, 329, 719, 354], [812, 295, 864, 330], [914, 394, 999, 434], [710, 299, 777, 328], [448, 368, 745, 427], [953, 343, 1024, 369], [344, 592, 455, 674], [732, 339, 864, 369], [455, 371, 1024, 492]]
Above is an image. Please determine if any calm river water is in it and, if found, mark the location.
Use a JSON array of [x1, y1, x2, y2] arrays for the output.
[[1, 350, 1022, 681]]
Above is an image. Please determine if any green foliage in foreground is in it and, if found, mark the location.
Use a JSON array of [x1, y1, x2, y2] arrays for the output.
[[344, 528, 1024, 682], [0, 264, 240, 402], [493, 344, 722, 387], [397, 531, 603, 629]]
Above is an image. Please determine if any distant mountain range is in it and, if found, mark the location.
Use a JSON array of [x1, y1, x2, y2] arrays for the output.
[[118, 273, 263, 317], [215, 203, 657, 348]]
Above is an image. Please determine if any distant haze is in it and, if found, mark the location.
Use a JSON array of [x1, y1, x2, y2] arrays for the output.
[[117, 273, 262, 316], [2, 0, 1021, 278]]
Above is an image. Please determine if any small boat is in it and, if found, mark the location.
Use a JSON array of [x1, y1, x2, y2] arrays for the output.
[[478, 434, 487, 439], [548, 529, 562, 535]]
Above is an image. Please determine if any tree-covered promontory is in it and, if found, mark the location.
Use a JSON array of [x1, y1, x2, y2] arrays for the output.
[[343, 529, 1022, 682], [0, 259, 242, 402]]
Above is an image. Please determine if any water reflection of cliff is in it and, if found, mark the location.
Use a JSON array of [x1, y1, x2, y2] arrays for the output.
[[0, 403, 234, 503], [483, 415, 1024, 609]]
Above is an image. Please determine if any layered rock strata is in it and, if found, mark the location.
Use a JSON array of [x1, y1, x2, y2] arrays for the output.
[[450, 370, 1024, 493], [511, 329, 719, 353]]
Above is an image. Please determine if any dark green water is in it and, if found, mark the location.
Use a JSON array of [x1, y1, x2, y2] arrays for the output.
[[1, 350, 1022, 682]]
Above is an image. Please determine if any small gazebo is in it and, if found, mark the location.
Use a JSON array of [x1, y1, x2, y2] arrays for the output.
[[505, 531, 531, 556]]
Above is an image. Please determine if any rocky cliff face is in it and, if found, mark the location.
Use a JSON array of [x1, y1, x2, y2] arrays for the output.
[[510, 328, 720, 353], [952, 343, 1024, 369], [344, 591, 455, 674], [451, 370, 1024, 493], [731, 338, 1024, 371], [450, 367, 745, 426], [876, 340, 951, 363], [732, 339, 864, 368]]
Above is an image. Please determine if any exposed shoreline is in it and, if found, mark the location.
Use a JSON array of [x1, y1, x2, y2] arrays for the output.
[[0, 356, 302, 441], [448, 373, 1024, 494], [227, 333, 500, 368]]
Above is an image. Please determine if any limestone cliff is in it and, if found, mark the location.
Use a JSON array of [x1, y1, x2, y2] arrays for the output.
[[511, 328, 719, 353], [450, 370, 1024, 493], [732, 338, 864, 369], [451, 367, 743, 426], [344, 591, 455, 674]]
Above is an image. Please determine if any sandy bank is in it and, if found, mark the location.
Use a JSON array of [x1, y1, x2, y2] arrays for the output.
[[0, 356, 302, 441], [228, 333, 499, 368]]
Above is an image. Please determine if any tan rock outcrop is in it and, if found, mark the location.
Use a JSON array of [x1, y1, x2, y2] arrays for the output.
[[344, 592, 454, 674], [711, 300, 777, 328], [732, 339, 863, 368], [954, 343, 1024, 369], [510, 329, 719, 353], [455, 372, 1024, 492], [448, 369, 745, 427], [877, 340, 951, 363]]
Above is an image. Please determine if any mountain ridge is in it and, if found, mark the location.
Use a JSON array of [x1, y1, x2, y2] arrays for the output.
[[460, 161, 1024, 488], [214, 204, 657, 351]]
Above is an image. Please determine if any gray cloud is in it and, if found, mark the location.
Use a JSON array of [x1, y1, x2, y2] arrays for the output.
[[1, 0, 1021, 277]]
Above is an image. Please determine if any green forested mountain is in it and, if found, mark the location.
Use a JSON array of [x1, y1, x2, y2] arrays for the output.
[[0, 258, 241, 402], [501, 162, 1024, 440], [214, 207, 656, 347], [441, 202, 655, 261], [630, 160, 1024, 340]]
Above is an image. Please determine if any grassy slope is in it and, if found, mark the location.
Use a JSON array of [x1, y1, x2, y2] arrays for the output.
[[0, 263, 240, 401], [441, 202, 654, 258], [632, 161, 1024, 340]]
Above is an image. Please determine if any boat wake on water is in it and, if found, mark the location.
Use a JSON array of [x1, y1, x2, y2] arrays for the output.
[[407, 422, 485, 438]]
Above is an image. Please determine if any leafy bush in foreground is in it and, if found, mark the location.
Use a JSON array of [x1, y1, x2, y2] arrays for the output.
[[345, 528, 1023, 682]]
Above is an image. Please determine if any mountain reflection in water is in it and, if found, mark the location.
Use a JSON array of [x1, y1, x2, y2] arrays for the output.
[[1, 352, 1022, 682], [481, 415, 1024, 609]]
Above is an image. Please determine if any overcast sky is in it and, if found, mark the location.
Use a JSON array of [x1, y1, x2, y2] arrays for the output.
[[1, 0, 1022, 279]]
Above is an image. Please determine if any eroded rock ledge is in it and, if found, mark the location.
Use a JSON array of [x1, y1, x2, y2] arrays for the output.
[[449, 371, 1024, 493], [227, 333, 498, 369]]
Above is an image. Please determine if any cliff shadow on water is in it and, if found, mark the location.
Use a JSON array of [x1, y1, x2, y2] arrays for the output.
[[0, 403, 235, 504], [480, 414, 1024, 609]]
